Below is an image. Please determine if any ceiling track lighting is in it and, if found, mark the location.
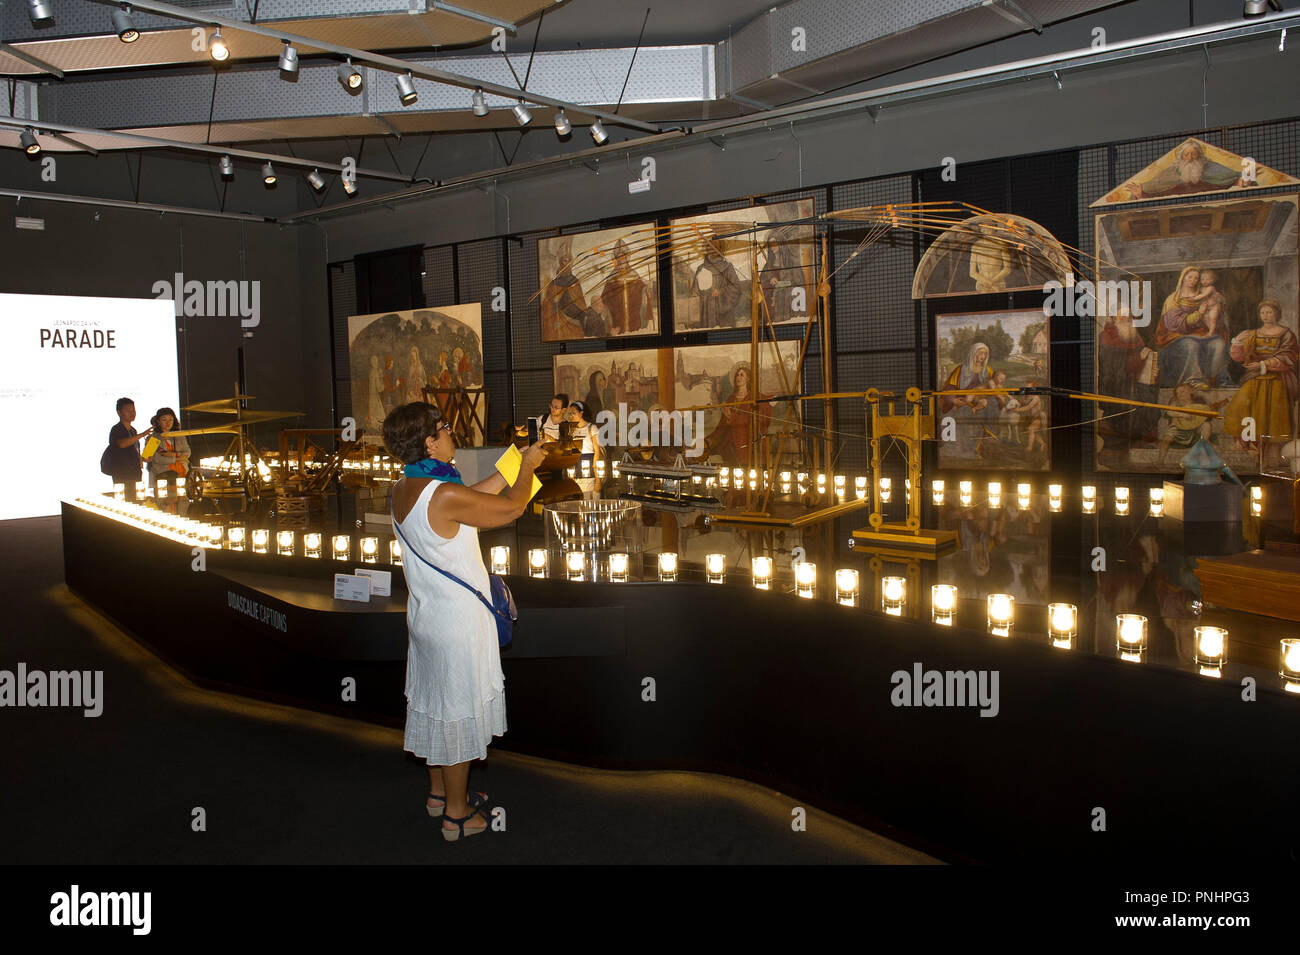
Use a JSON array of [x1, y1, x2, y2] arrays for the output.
[[396, 72, 418, 106], [512, 100, 533, 126], [218, 155, 234, 177], [28, 0, 53, 25], [20, 128, 41, 155], [278, 41, 299, 75], [112, 6, 139, 43], [471, 88, 488, 116], [1244, 0, 1282, 15], [262, 161, 276, 185], [589, 118, 609, 145], [209, 27, 229, 62], [338, 58, 362, 90], [554, 109, 571, 136], [306, 169, 326, 192]]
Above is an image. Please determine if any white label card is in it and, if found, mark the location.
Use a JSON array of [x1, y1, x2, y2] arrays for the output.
[[334, 573, 372, 603], [353, 568, 392, 597]]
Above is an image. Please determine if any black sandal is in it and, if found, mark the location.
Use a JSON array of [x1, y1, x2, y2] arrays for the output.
[[427, 790, 488, 819], [441, 801, 489, 842]]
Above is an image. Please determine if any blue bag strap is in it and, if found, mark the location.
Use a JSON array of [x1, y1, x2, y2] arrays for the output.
[[391, 508, 505, 620]]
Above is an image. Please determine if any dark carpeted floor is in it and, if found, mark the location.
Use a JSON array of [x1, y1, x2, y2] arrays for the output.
[[1, 515, 937, 864]]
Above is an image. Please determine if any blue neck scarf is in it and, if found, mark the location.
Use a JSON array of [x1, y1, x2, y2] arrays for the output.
[[403, 457, 463, 484]]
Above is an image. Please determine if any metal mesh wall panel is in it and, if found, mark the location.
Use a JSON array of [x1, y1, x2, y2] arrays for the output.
[[329, 260, 356, 424], [420, 246, 456, 308]]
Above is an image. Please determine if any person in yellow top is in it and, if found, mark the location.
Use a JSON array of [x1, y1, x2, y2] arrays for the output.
[[1223, 299, 1298, 462], [146, 407, 191, 490]]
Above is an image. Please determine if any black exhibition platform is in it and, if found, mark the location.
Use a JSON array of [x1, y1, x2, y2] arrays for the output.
[[62, 501, 1300, 865]]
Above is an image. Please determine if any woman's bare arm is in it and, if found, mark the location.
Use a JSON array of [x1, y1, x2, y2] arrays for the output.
[[470, 472, 508, 495], [429, 442, 547, 531]]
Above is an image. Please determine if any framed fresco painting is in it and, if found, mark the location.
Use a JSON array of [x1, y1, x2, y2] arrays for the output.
[[538, 224, 660, 343], [668, 199, 815, 331], [347, 304, 484, 445], [935, 307, 1051, 471], [1093, 194, 1298, 474]]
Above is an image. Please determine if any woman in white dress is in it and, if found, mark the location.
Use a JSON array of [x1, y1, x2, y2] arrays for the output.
[[383, 401, 546, 841]]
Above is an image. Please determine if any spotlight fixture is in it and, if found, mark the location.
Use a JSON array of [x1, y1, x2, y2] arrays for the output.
[[396, 72, 418, 105], [341, 174, 358, 196], [471, 88, 488, 116], [28, 0, 53, 25], [306, 169, 325, 191], [554, 109, 571, 136], [337, 59, 362, 90], [210, 28, 229, 62], [20, 128, 40, 156], [278, 42, 299, 75], [113, 6, 139, 42], [261, 161, 276, 185], [218, 154, 234, 177], [512, 100, 533, 126], [590, 118, 609, 145], [1244, 0, 1282, 16]]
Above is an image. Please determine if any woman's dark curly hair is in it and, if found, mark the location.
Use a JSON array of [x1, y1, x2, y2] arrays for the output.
[[382, 401, 444, 465], [151, 407, 181, 432]]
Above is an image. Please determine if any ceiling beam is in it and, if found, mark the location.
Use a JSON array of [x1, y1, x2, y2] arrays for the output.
[[0, 42, 65, 79], [0, 187, 269, 222], [0, 117, 411, 182]]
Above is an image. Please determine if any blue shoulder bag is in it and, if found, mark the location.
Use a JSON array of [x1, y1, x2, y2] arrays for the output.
[[391, 517, 516, 649]]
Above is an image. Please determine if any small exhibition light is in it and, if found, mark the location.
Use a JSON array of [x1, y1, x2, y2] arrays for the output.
[[1194, 626, 1227, 677], [338, 59, 363, 90], [1048, 603, 1077, 649], [528, 548, 547, 578], [1116, 613, 1148, 661], [987, 593, 1014, 637], [210, 28, 230, 62], [932, 584, 958, 626], [795, 561, 817, 598], [835, 569, 860, 607], [881, 576, 906, 616], [396, 72, 418, 105], [113, 6, 139, 42]]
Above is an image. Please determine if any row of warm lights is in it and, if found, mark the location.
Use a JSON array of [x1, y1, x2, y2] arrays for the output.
[[495, 542, 1300, 690], [77, 495, 209, 545], [499, 546, 861, 599], [931, 479, 1173, 517], [112, 479, 187, 500], [90, 495, 407, 564]]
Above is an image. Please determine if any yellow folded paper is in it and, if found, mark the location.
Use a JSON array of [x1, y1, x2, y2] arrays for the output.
[[496, 445, 542, 499]]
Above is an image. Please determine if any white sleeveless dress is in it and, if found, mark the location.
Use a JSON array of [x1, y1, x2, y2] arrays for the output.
[[395, 478, 506, 765]]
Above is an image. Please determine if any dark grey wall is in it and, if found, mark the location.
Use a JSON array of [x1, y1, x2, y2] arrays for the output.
[[0, 198, 333, 435]]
